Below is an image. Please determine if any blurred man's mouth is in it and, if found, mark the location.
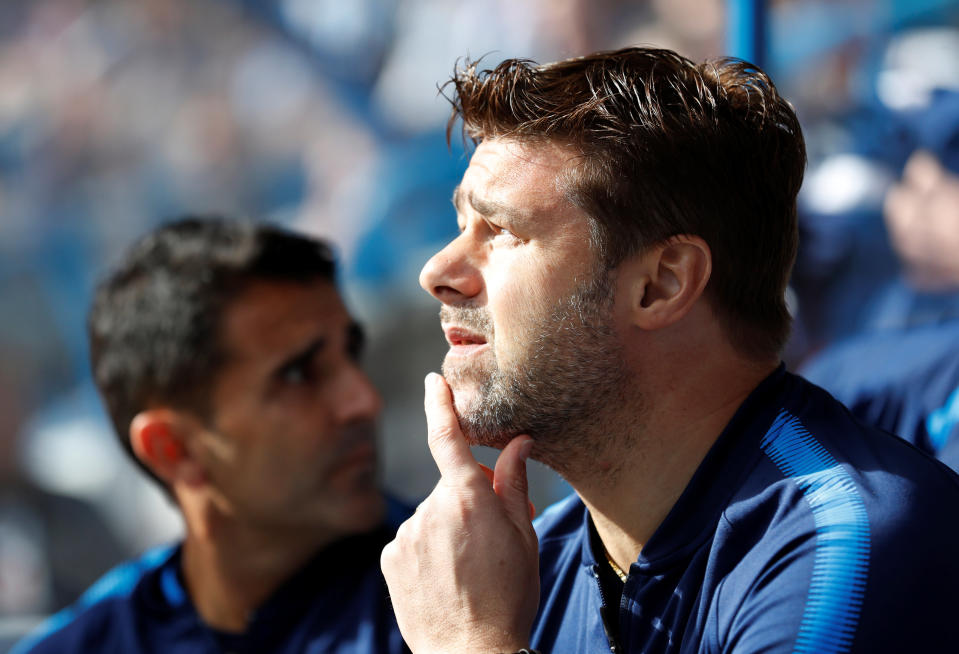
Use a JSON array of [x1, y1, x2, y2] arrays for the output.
[[338, 444, 376, 474], [331, 423, 378, 477]]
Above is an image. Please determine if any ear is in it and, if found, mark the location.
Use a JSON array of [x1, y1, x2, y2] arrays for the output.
[[623, 235, 712, 331], [129, 409, 206, 487]]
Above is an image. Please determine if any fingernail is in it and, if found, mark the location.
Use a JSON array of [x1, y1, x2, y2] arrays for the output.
[[425, 372, 438, 388], [519, 438, 534, 462]]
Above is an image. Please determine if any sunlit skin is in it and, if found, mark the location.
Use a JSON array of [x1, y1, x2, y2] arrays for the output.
[[419, 137, 776, 559], [388, 137, 778, 651], [420, 139, 609, 427]]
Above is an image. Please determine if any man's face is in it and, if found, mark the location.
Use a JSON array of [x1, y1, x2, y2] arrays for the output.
[[419, 138, 631, 464], [193, 279, 384, 540]]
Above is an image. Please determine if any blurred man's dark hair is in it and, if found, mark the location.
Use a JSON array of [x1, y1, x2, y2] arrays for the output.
[[88, 217, 336, 487]]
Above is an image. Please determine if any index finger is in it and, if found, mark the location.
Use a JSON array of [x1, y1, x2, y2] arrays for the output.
[[424, 373, 481, 480]]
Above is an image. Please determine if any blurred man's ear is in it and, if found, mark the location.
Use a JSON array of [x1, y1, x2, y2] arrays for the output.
[[622, 235, 712, 331], [130, 409, 206, 487]]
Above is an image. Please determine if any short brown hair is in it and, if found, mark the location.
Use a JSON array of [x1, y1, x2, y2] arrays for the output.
[[444, 47, 806, 359]]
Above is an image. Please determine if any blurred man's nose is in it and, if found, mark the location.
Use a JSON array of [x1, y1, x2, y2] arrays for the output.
[[335, 366, 383, 424]]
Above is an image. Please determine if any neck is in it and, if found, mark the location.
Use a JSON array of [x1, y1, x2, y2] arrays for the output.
[[178, 505, 335, 633], [570, 355, 777, 574]]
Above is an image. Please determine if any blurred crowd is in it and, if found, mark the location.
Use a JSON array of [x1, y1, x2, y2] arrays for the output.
[[1, 0, 959, 645]]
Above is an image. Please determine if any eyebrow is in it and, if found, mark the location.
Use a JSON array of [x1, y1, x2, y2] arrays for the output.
[[452, 186, 523, 223]]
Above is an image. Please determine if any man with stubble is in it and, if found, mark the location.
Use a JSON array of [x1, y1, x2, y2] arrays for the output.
[[382, 48, 959, 653]]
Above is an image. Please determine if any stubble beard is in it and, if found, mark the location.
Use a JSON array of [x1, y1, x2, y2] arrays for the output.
[[441, 270, 635, 481]]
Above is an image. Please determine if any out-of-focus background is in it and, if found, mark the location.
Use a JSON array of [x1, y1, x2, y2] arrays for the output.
[[2, 0, 959, 647]]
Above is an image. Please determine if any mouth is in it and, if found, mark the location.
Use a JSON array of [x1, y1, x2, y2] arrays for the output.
[[442, 324, 490, 356], [333, 442, 377, 477], [331, 423, 378, 472]]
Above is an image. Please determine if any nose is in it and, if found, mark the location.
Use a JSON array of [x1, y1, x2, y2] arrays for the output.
[[419, 236, 483, 304], [334, 366, 383, 425]]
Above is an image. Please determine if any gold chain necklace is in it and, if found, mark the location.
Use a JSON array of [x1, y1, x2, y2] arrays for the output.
[[604, 548, 628, 582]]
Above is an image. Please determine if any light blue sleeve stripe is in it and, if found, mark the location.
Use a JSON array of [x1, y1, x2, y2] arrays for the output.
[[760, 410, 871, 654], [927, 385, 959, 452], [8, 544, 177, 654]]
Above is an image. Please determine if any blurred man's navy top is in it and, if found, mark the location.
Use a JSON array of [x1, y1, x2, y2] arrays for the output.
[[12, 502, 410, 654], [801, 319, 959, 473], [532, 366, 959, 653]]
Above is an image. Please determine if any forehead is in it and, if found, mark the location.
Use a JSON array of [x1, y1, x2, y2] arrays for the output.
[[219, 279, 349, 364], [459, 138, 581, 214]]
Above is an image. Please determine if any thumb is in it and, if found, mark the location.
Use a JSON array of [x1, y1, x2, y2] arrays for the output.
[[493, 435, 535, 527]]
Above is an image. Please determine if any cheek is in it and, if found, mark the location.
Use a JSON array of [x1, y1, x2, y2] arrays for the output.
[[241, 408, 334, 468], [486, 255, 557, 362]]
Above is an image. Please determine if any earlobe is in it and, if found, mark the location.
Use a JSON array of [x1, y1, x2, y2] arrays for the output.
[[130, 410, 204, 486], [630, 236, 711, 330]]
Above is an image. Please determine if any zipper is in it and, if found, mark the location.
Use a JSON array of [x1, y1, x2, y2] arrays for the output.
[[591, 564, 623, 653]]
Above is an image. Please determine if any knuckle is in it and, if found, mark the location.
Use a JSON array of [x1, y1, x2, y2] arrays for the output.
[[380, 541, 397, 570], [395, 517, 413, 540]]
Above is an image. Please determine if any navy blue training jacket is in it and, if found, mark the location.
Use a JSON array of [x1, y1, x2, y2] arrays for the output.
[[13, 503, 411, 654], [531, 366, 959, 653]]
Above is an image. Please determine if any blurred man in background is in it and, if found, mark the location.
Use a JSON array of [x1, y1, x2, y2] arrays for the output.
[[382, 47, 959, 653], [15, 217, 408, 654], [802, 147, 959, 471]]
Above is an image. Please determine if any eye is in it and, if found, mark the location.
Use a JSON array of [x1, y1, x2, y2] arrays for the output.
[[275, 341, 324, 387], [490, 223, 522, 245], [279, 358, 315, 386]]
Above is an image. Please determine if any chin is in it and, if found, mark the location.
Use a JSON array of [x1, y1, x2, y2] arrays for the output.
[[444, 370, 520, 449], [357, 493, 386, 531], [454, 405, 518, 450], [357, 478, 386, 510], [448, 382, 480, 416], [445, 388, 486, 445], [332, 488, 385, 535]]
